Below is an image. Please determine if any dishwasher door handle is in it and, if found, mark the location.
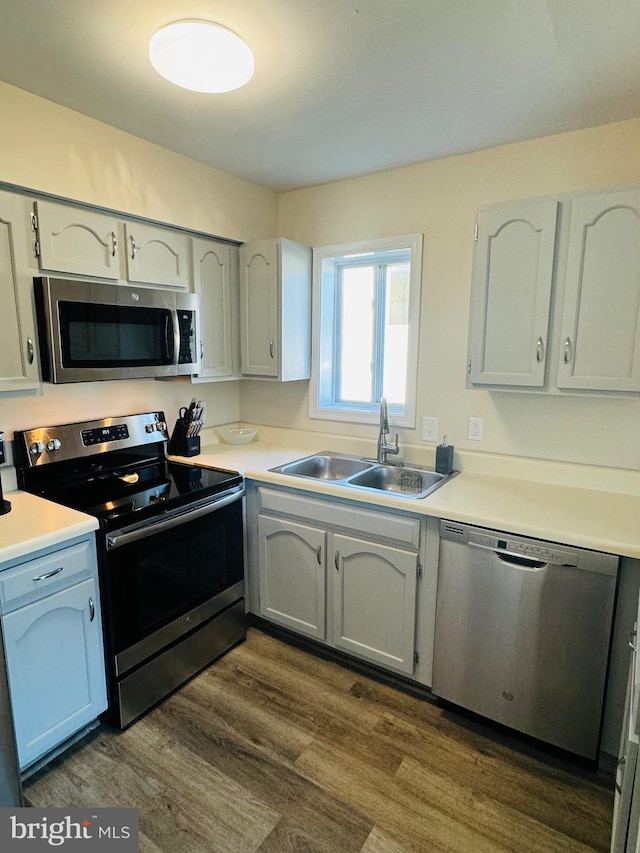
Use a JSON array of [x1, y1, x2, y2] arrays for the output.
[[468, 541, 547, 570]]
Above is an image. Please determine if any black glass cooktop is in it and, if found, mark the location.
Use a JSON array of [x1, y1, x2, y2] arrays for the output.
[[23, 457, 242, 529]]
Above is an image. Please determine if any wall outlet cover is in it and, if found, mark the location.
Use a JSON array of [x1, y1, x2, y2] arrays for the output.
[[468, 417, 483, 441], [421, 416, 438, 442]]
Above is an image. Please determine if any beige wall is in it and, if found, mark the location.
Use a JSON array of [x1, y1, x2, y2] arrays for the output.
[[0, 81, 278, 241], [3, 78, 640, 472], [0, 82, 279, 439], [240, 117, 640, 471]]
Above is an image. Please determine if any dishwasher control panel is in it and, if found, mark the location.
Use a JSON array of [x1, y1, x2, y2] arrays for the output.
[[440, 520, 581, 566]]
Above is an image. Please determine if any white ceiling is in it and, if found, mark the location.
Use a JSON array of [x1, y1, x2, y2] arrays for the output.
[[2, 0, 640, 191]]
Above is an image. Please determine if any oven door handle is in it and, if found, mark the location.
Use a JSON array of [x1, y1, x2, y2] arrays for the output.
[[106, 488, 244, 550]]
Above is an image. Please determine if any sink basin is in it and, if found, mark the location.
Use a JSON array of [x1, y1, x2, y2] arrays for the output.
[[271, 452, 457, 499], [273, 452, 374, 481], [347, 465, 452, 499]]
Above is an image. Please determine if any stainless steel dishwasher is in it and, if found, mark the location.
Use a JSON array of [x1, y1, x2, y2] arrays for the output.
[[432, 520, 619, 760]]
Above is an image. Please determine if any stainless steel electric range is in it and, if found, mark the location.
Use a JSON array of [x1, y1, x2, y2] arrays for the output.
[[14, 411, 246, 728]]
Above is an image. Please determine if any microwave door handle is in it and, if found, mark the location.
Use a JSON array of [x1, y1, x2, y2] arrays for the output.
[[166, 310, 179, 365]]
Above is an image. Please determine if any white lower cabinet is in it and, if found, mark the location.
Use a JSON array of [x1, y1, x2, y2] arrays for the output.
[[253, 486, 431, 680], [331, 533, 418, 674], [0, 537, 107, 770], [258, 515, 326, 640]]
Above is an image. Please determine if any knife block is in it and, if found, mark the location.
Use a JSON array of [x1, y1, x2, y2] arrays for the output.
[[168, 419, 201, 457]]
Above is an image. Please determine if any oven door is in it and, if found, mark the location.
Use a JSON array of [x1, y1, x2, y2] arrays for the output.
[[103, 489, 244, 678]]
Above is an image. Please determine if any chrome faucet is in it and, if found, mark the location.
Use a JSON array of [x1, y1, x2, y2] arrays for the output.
[[376, 397, 400, 464]]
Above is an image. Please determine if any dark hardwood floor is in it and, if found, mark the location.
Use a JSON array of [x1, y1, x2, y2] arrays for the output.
[[25, 628, 614, 852]]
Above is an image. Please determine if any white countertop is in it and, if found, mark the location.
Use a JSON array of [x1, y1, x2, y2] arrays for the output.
[[4, 436, 639, 566], [175, 439, 640, 560], [0, 491, 98, 565]]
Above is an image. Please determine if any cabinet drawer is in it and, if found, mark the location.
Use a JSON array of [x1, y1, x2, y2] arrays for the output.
[[258, 486, 421, 548], [0, 540, 95, 613]]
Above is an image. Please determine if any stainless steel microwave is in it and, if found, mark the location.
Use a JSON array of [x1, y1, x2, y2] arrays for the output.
[[34, 277, 201, 383]]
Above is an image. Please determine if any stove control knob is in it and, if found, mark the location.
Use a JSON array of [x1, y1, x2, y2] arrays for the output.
[[156, 421, 167, 432], [29, 441, 45, 456], [46, 439, 62, 452], [145, 423, 155, 433]]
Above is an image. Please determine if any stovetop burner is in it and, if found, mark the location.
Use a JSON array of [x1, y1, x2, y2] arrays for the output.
[[14, 411, 242, 529]]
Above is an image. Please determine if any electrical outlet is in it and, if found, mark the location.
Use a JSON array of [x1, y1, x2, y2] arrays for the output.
[[468, 417, 483, 441], [421, 417, 438, 443]]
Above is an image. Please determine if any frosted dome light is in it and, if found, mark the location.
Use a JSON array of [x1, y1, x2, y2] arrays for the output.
[[149, 20, 255, 94]]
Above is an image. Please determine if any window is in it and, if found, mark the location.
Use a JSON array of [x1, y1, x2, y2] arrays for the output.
[[310, 234, 422, 426]]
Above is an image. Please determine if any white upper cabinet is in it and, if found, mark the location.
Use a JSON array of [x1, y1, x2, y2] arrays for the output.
[[557, 187, 640, 392], [239, 238, 311, 381], [33, 200, 190, 289], [0, 192, 39, 392], [468, 185, 640, 395], [34, 200, 120, 280], [192, 237, 238, 380], [239, 239, 279, 377], [468, 200, 558, 387], [124, 221, 189, 288]]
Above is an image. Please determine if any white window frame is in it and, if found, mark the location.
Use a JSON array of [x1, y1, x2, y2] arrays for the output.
[[309, 233, 423, 427]]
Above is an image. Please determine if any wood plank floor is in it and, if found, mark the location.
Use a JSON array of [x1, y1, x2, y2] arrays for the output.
[[25, 627, 614, 852]]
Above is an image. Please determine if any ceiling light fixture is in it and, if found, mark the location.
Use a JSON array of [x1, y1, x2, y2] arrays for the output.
[[149, 20, 255, 94]]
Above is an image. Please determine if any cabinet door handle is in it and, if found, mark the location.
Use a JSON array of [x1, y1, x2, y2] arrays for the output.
[[111, 231, 117, 257], [316, 545, 322, 564], [26, 337, 35, 365], [89, 596, 95, 622], [630, 629, 637, 652], [536, 336, 544, 363], [130, 234, 136, 260], [616, 755, 626, 794], [334, 550, 340, 571], [269, 340, 274, 359], [33, 566, 63, 581], [563, 337, 572, 365]]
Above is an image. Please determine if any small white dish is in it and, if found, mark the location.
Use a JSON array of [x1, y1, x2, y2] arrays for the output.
[[218, 427, 257, 445]]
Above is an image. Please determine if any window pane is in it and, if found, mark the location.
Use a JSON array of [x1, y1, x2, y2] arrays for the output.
[[382, 262, 410, 405], [338, 265, 374, 403]]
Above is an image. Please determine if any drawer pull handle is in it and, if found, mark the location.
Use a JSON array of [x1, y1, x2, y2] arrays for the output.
[[33, 566, 63, 582], [89, 596, 95, 622]]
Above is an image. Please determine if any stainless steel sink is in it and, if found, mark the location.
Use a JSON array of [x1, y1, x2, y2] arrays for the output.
[[273, 452, 374, 481], [347, 465, 449, 499], [270, 452, 457, 499]]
